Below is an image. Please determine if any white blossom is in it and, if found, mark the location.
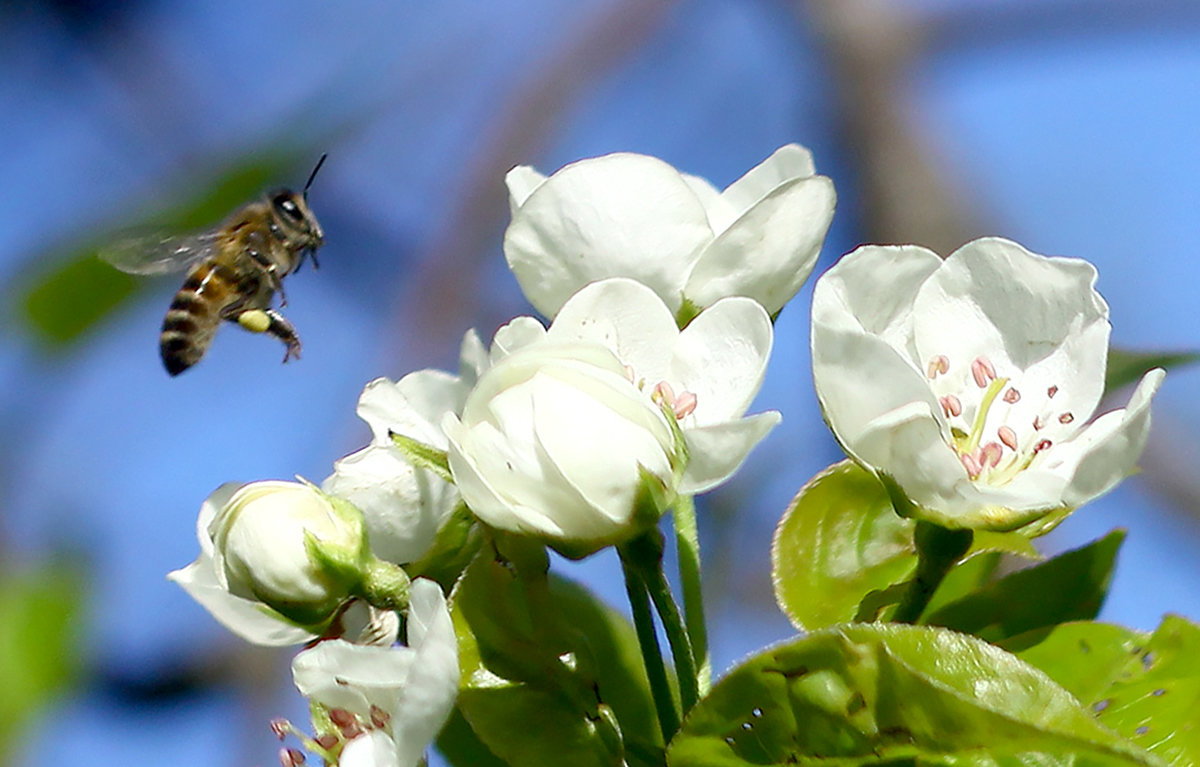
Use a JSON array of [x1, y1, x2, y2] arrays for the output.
[[168, 481, 367, 644], [810, 237, 1163, 530], [292, 579, 458, 767], [504, 144, 835, 319], [443, 278, 779, 551], [324, 331, 487, 565]]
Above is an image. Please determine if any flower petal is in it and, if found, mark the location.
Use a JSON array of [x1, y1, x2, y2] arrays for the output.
[[322, 445, 456, 565], [357, 372, 463, 448], [167, 559, 315, 646], [388, 579, 460, 767], [686, 175, 834, 315], [504, 165, 547, 212], [340, 731, 399, 767], [490, 316, 547, 361], [913, 238, 1110, 422], [719, 144, 818, 218], [680, 411, 780, 494], [547, 278, 677, 383], [670, 296, 772, 423], [1060, 368, 1164, 507], [502, 153, 712, 316]]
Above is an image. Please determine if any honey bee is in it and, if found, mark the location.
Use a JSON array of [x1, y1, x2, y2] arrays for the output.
[[103, 155, 327, 375]]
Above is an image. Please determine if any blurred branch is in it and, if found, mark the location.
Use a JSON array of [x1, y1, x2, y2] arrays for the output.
[[802, 0, 979, 252], [393, 0, 680, 368]]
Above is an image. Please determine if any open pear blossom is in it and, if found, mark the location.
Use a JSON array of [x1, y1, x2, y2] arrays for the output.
[[443, 278, 778, 553], [504, 144, 835, 320], [323, 331, 488, 565], [290, 579, 458, 767], [169, 481, 368, 645], [811, 237, 1163, 530]]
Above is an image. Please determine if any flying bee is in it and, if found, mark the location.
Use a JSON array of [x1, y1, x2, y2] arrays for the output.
[[102, 155, 327, 376]]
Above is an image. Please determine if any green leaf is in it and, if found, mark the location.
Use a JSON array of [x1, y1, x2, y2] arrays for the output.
[[1105, 347, 1200, 396], [1089, 615, 1200, 766], [924, 530, 1124, 642], [0, 566, 84, 752], [667, 623, 1161, 766], [12, 150, 318, 348], [437, 708, 509, 767], [452, 548, 662, 767], [1004, 621, 1151, 705], [922, 551, 1002, 618], [771, 461, 916, 631]]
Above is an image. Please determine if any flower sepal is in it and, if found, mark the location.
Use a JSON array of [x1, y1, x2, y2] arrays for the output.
[[877, 470, 1067, 534]]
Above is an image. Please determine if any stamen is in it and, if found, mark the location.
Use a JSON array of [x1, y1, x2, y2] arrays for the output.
[[1003, 388, 1021, 404], [280, 748, 306, 767], [673, 391, 697, 419], [1058, 412, 1074, 424], [940, 395, 962, 418], [1033, 415, 1044, 430], [370, 705, 391, 728], [270, 719, 289, 740], [960, 451, 983, 478], [998, 426, 1018, 450], [971, 356, 997, 388], [329, 709, 355, 728], [927, 355, 950, 379], [980, 442, 1003, 469], [1034, 439, 1052, 453], [314, 734, 339, 750], [651, 381, 676, 407], [1047, 385, 1058, 398]]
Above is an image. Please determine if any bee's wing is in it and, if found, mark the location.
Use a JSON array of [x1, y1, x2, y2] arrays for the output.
[[99, 231, 221, 275]]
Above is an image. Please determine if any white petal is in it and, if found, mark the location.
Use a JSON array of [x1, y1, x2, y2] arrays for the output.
[[719, 143, 817, 218], [1060, 368, 1164, 507], [457, 329, 490, 388], [167, 559, 315, 646], [680, 172, 737, 234], [813, 243, 942, 352], [357, 372, 462, 448], [388, 579, 459, 767], [531, 371, 672, 535], [913, 238, 1109, 410], [811, 316, 941, 463], [679, 412, 780, 494], [195, 483, 241, 558], [489, 316, 547, 362], [505, 165, 547, 212], [670, 296, 772, 423], [502, 153, 712, 316], [339, 731, 399, 767], [685, 175, 834, 315], [547, 278, 677, 382], [322, 445, 457, 565]]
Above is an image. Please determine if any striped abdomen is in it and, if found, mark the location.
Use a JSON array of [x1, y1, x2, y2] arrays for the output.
[[159, 262, 239, 376]]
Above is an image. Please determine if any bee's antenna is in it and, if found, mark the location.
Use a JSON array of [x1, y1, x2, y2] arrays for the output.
[[303, 153, 328, 200]]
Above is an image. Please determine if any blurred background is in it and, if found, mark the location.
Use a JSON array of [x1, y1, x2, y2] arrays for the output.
[[2, 0, 1200, 764]]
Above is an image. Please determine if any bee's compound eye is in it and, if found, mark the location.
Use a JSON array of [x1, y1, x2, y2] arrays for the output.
[[272, 193, 305, 223]]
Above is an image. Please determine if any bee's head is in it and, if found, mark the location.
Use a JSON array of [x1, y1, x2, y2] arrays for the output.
[[269, 189, 325, 248]]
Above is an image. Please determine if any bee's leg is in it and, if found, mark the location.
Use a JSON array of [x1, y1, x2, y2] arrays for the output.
[[248, 249, 287, 307], [261, 309, 302, 363], [224, 306, 302, 363]]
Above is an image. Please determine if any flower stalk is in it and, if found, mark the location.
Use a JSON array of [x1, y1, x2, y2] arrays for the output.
[[891, 521, 974, 623], [673, 494, 710, 695]]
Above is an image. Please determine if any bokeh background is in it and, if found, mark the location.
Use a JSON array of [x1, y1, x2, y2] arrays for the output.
[[3, 1, 1200, 764]]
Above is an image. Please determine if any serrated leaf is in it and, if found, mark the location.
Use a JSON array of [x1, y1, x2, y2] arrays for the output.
[[667, 623, 1161, 766], [771, 461, 916, 631], [451, 550, 661, 767], [924, 530, 1124, 642], [1105, 347, 1200, 396], [0, 566, 84, 751]]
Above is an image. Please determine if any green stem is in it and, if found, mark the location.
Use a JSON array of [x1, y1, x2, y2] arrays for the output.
[[892, 521, 974, 623], [673, 494, 710, 695], [619, 546, 679, 743], [644, 557, 699, 715]]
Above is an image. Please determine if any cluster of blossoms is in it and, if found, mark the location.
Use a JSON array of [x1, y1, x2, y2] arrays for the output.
[[169, 143, 1161, 766]]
